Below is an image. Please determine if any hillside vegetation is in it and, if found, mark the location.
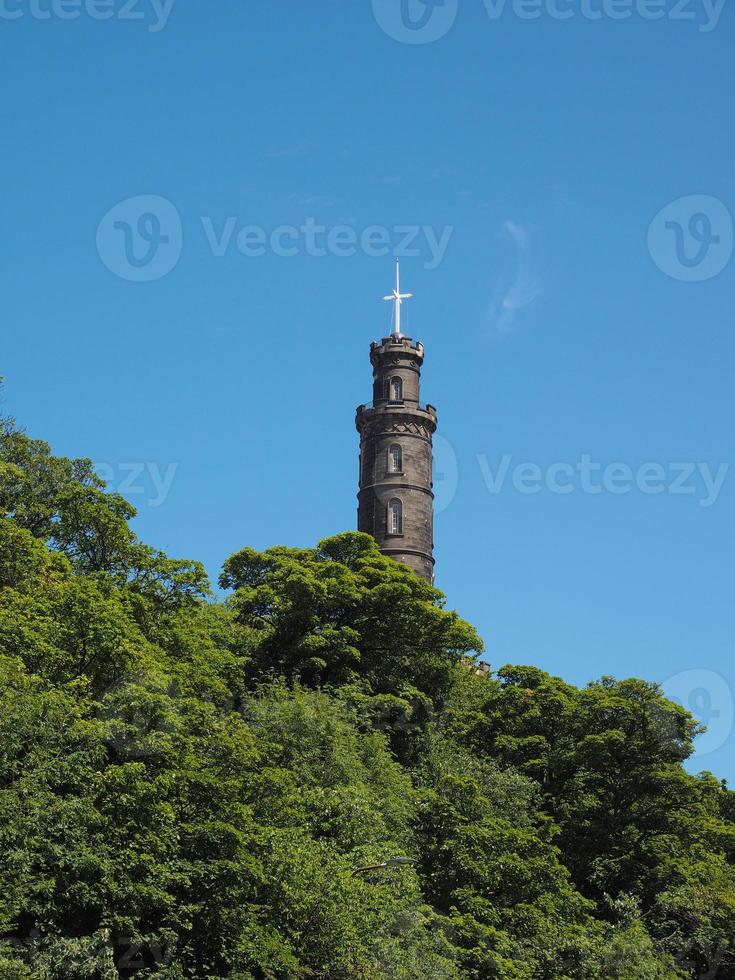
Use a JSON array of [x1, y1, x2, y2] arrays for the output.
[[0, 407, 733, 979]]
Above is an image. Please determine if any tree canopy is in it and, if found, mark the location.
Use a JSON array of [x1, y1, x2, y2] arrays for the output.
[[0, 405, 733, 978]]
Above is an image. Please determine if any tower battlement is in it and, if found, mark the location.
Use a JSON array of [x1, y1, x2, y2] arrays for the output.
[[370, 336, 425, 359]]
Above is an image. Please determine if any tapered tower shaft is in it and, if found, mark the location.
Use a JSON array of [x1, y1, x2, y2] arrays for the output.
[[356, 332, 437, 582]]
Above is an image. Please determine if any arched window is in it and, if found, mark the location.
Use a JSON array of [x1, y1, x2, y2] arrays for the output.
[[388, 444, 402, 473], [390, 377, 403, 402], [389, 498, 403, 535]]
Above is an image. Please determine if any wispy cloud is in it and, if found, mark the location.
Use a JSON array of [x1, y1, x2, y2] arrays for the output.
[[373, 174, 403, 185], [288, 193, 336, 207], [266, 141, 317, 159], [486, 220, 543, 335]]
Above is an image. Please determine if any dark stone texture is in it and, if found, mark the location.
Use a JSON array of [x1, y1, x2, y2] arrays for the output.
[[355, 334, 437, 582]]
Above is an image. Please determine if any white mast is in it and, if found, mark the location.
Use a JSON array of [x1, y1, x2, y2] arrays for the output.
[[383, 259, 413, 337]]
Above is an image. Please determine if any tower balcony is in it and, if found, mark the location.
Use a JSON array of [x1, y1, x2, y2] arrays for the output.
[[355, 399, 437, 438], [356, 400, 437, 417]]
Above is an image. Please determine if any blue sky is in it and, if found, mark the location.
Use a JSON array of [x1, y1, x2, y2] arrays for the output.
[[1, 1, 733, 779]]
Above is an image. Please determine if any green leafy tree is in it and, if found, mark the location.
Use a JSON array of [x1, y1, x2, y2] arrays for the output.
[[0, 401, 732, 978], [441, 664, 735, 975], [220, 532, 481, 707]]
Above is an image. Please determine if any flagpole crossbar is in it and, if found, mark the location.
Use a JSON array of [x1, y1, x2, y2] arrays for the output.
[[383, 259, 413, 337]]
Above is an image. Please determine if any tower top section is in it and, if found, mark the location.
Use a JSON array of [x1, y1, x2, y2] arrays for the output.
[[356, 265, 437, 582], [370, 335, 425, 368], [383, 259, 413, 338]]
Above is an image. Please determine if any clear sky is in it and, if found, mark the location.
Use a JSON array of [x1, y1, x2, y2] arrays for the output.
[[1, 1, 733, 780]]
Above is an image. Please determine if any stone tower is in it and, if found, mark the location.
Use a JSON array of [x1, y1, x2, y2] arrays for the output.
[[355, 265, 437, 582]]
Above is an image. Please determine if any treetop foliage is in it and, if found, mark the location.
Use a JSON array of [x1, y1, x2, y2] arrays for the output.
[[0, 400, 733, 978]]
